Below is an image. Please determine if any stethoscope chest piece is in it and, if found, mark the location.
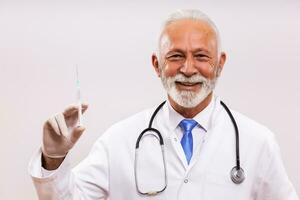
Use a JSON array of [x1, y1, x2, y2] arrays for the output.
[[230, 166, 245, 184]]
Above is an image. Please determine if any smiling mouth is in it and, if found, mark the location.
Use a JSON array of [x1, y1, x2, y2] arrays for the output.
[[175, 81, 202, 87], [175, 81, 203, 91]]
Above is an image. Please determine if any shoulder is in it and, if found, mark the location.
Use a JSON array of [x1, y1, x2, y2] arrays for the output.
[[232, 110, 272, 134], [215, 96, 277, 148], [215, 97, 275, 143], [109, 108, 153, 132], [98, 106, 157, 143], [230, 109, 277, 148]]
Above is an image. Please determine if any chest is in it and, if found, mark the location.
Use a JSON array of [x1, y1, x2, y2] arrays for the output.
[[107, 120, 256, 200]]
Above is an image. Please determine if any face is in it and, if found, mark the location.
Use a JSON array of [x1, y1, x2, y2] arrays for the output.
[[153, 19, 226, 108]]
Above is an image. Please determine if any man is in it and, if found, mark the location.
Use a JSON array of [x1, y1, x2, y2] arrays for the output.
[[29, 9, 299, 200]]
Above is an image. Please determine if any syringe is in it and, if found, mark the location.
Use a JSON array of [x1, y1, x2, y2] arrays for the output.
[[76, 65, 82, 126]]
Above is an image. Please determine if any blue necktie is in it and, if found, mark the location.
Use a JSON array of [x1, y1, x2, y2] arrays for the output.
[[179, 119, 198, 164]]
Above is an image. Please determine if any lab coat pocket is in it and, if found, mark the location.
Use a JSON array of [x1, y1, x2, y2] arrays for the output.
[[203, 171, 242, 200]]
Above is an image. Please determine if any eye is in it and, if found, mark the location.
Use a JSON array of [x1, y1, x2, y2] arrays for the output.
[[194, 54, 210, 62], [166, 54, 185, 61]]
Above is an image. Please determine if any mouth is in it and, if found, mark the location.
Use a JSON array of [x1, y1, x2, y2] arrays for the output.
[[175, 81, 202, 91]]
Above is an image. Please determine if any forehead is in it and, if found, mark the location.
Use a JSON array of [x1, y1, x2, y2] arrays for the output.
[[160, 19, 217, 52]]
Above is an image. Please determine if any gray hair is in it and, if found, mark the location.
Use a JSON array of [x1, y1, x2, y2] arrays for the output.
[[158, 9, 222, 57]]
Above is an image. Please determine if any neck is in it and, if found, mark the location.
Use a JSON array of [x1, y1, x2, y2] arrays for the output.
[[168, 93, 213, 118]]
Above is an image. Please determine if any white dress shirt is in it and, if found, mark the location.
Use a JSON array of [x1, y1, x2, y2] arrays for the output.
[[28, 95, 299, 200]]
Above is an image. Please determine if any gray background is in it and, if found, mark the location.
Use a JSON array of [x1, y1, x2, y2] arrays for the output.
[[0, 0, 299, 199]]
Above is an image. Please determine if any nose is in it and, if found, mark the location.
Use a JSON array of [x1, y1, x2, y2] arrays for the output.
[[179, 56, 198, 77]]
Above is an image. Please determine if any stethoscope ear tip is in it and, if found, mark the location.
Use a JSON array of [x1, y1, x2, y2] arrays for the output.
[[230, 166, 245, 184]]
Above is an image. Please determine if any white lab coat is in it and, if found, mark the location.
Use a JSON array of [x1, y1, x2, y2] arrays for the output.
[[28, 97, 299, 200]]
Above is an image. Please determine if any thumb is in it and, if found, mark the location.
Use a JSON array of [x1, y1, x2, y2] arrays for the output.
[[69, 126, 86, 144]]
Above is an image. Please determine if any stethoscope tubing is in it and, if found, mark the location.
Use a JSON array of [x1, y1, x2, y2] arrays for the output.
[[220, 101, 241, 170]]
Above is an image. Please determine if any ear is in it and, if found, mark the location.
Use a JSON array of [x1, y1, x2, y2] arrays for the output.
[[216, 52, 226, 77], [152, 53, 161, 77]]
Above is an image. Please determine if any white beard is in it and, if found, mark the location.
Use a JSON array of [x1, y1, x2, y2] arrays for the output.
[[160, 72, 217, 108]]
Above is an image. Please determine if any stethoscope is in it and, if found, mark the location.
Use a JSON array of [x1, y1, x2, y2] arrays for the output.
[[134, 100, 245, 196]]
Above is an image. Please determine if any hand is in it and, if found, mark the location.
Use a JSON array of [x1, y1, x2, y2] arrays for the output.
[[42, 103, 88, 158]]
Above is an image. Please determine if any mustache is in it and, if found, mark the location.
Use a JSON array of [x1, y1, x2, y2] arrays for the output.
[[172, 74, 208, 84]]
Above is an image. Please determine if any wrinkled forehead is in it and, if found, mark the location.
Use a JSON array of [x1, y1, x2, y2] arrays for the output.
[[159, 19, 218, 54]]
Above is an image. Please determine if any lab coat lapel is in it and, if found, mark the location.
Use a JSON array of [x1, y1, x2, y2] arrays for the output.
[[168, 134, 190, 170], [158, 120, 188, 171], [158, 105, 188, 171]]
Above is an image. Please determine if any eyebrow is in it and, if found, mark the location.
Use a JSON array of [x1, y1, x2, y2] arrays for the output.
[[166, 49, 185, 55], [166, 48, 211, 55], [192, 48, 210, 54]]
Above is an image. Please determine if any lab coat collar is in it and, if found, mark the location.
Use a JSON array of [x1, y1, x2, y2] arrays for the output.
[[163, 94, 216, 133]]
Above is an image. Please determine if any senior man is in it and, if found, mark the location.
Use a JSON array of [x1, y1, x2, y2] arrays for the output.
[[29, 9, 299, 200]]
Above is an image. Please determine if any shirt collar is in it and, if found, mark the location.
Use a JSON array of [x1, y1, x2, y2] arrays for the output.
[[163, 95, 215, 132]]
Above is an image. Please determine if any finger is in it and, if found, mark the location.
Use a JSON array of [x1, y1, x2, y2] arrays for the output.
[[47, 116, 61, 135], [63, 103, 89, 117], [81, 103, 88, 113], [69, 126, 86, 144], [54, 113, 69, 137], [78, 103, 88, 113]]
